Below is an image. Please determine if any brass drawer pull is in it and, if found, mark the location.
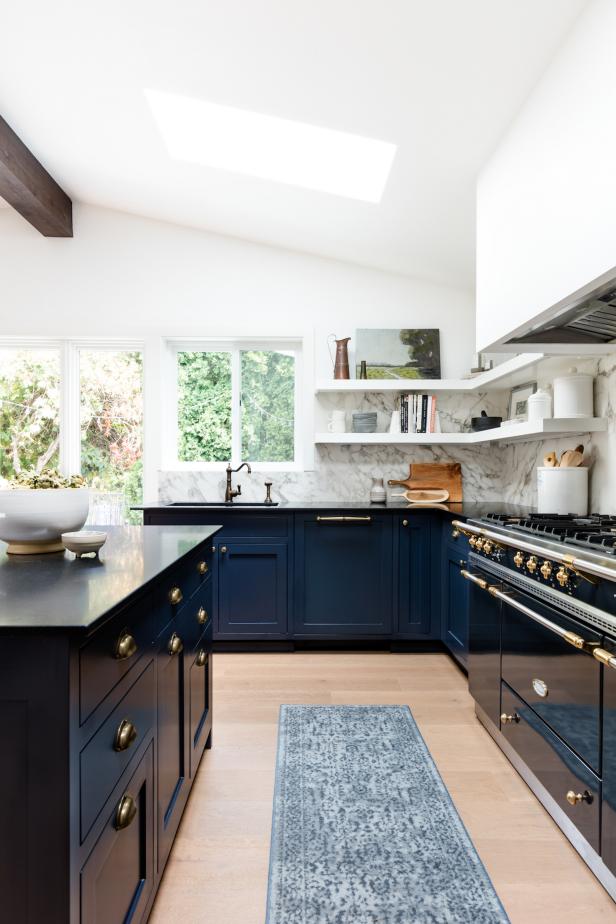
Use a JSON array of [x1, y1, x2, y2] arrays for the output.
[[593, 647, 616, 669], [197, 606, 208, 626], [197, 560, 209, 575], [402, 519, 408, 527], [196, 649, 207, 668], [114, 631, 137, 661], [220, 546, 228, 554], [566, 790, 593, 806], [114, 719, 138, 752], [315, 516, 371, 522], [114, 793, 137, 830], [460, 569, 487, 590], [168, 633, 184, 656], [168, 586, 183, 606], [500, 712, 520, 725]]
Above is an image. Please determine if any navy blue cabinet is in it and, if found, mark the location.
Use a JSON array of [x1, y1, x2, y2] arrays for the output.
[[216, 540, 289, 637], [294, 513, 393, 636], [396, 514, 434, 637], [442, 541, 469, 664]]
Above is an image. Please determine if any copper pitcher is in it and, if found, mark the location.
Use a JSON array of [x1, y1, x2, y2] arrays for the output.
[[329, 335, 351, 380]]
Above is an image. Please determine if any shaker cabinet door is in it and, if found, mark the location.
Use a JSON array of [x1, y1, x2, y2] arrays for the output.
[[217, 542, 289, 637], [442, 544, 469, 663], [397, 514, 434, 637], [293, 514, 393, 636]]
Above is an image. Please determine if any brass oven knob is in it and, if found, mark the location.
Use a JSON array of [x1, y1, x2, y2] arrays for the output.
[[500, 712, 520, 725], [114, 631, 137, 661], [475, 538, 484, 551], [196, 649, 208, 668], [556, 566, 570, 588], [168, 586, 183, 606], [167, 632, 184, 656], [197, 606, 208, 625], [540, 561, 553, 580], [469, 536, 477, 548], [197, 560, 209, 576], [482, 540, 493, 555], [513, 551, 524, 567], [451, 528, 460, 539], [566, 790, 593, 806], [526, 556, 538, 573], [114, 719, 138, 752], [114, 794, 137, 830]]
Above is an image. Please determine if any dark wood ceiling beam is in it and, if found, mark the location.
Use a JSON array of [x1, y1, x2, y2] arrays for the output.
[[0, 114, 72, 237]]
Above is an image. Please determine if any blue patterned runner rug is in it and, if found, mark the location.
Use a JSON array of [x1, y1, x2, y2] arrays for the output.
[[265, 705, 509, 924]]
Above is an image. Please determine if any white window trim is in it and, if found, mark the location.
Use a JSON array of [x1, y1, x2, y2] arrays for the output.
[[163, 336, 304, 472]]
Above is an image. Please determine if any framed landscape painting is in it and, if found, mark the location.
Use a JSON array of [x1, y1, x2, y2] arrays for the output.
[[355, 328, 441, 379]]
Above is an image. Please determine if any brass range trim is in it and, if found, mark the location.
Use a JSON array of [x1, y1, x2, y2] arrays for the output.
[[452, 520, 616, 585]]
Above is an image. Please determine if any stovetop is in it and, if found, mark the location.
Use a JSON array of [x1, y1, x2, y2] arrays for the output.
[[482, 512, 616, 556]]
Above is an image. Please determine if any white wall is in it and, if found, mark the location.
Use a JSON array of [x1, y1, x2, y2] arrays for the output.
[[476, 0, 616, 351]]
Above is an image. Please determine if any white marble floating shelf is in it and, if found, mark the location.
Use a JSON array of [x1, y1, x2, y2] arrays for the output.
[[315, 417, 607, 446], [315, 353, 543, 393]]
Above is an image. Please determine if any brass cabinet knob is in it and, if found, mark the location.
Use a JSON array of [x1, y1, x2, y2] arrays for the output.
[[402, 519, 408, 527], [500, 712, 520, 725], [556, 566, 570, 588], [114, 719, 138, 752], [168, 586, 183, 606], [114, 793, 137, 830], [526, 555, 538, 573], [197, 606, 208, 625], [566, 790, 592, 806], [540, 560, 553, 580], [220, 546, 228, 554], [197, 560, 209, 575], [482, 540, 493, 555], [513, 551, 524, 567], [196, 649, 208, 668], [167, 632, 184, 656], [451, 528, 460, 539], [114, 631, 137, 661]]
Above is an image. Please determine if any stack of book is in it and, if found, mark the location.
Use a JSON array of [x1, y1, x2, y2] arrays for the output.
[[400, 394, 440, 433]]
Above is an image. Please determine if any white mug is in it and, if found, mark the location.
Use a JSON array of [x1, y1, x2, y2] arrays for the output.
[[328, 410, 346, 433]]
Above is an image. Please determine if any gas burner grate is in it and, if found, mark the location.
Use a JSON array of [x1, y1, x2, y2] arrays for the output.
[[481, 512, 616, 556]]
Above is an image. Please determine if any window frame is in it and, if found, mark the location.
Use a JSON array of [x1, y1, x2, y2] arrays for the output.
[[164, 337, 303, 472]]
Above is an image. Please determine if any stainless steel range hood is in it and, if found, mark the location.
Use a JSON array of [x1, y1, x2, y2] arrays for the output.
[[507, 277, 616, 346]]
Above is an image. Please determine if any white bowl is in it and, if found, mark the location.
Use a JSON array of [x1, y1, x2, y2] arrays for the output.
[[62, 530, 107, 557], [0, 488, 90, 554]]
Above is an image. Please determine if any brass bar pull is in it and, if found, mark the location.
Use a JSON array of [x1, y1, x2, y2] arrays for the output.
[[196, 649, 207, 668], [460, 569, 488, 590], [168, 586, 183, 605], [114, 719, 138, 752], [488, 586, 588, 650], [197, 560, 209, 575], [315, 516, 372, 522], [114, 794, 137, 830], [593, 647, 616, 670], [167, 633, 184, 656], [114, 631, 137, 661]]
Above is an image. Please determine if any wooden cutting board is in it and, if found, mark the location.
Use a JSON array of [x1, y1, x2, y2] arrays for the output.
[[388, 462, 462, 503]]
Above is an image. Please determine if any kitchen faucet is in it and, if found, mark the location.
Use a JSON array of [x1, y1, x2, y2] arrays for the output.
[[225, 461, 252, 502]]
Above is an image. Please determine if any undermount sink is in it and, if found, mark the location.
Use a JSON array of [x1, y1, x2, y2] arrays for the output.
[[167, 501, 279, 507]]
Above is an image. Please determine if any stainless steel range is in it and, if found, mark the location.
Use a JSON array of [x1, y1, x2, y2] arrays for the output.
[[452, 513, 616, 901]]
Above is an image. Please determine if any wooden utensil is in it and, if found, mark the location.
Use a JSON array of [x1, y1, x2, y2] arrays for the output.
[[388, 462, 462, 503], [543, 451, 558, 467], [403, 489, 450, 505], [560, 449, 584, 467]]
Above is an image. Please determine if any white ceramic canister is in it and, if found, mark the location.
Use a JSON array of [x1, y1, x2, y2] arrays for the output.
[[537, 466, 588, 516], [553, 367, 594, 418], [527, 388, 552, 422]]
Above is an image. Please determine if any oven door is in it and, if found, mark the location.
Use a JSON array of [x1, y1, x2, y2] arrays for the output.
[[600, 638, 616, 877]]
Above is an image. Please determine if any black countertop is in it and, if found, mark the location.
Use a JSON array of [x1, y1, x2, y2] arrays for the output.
[[135, 501, 534, 519], [0, 525, 220, 630]]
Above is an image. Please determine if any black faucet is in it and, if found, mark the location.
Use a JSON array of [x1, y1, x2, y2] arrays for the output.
[[225, 462, 252, 502]]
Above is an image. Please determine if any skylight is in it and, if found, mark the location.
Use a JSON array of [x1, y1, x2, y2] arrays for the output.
[[145, 89, 397, 203]]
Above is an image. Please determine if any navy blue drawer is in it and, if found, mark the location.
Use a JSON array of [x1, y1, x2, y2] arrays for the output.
[[80, 660, 156, 841], [500, 683, 600, 851], [154, 550, 212, 630], [177, 580, 213, 652]]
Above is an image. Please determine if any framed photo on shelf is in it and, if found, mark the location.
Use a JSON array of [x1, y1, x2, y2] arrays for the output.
[[508, 381, 537, 421]]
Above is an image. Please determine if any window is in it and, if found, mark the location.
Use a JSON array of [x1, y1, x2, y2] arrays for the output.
[[173, 341, 299, 467], [0, 347, 61, 481]]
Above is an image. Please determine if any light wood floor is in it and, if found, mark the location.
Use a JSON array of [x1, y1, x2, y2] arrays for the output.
[[150, 652, 616, 923]]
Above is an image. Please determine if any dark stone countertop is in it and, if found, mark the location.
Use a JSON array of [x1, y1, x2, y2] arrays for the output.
[[134, 501, 534, 519], [0, 525, 221, 631]]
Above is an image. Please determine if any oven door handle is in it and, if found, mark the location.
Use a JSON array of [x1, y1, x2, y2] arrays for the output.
[[593, 648, 616, 670], [487, 585, 589, 651], [460, 569, 489, 590]]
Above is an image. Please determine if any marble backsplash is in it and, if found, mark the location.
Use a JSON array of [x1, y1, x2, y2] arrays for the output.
[[159, 354, 616, 512]]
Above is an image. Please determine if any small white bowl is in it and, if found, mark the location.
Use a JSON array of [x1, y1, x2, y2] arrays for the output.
[[61, 530, 107, 557]]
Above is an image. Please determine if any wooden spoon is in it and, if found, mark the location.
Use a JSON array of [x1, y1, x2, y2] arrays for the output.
[[560, 449, 584, 467], [543, 451, 558, 467]]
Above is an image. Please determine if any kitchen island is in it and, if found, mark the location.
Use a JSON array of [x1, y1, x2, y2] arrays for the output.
[[0, 525, 219, 924], [136, 501, 533, 663]]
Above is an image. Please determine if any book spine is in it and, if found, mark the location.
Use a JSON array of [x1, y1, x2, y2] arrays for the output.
[[401, 394, 407, 433], [429, 395, 437, 433], [421, 394, 428, 433]]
